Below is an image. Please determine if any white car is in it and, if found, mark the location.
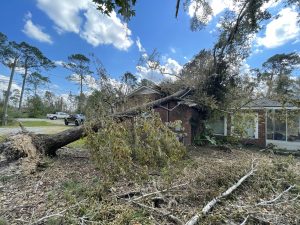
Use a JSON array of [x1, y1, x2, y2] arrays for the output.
[[46, 112, 69, 120]]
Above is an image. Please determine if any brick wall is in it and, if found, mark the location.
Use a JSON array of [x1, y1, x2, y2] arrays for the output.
[[154, 101, 197, 145]]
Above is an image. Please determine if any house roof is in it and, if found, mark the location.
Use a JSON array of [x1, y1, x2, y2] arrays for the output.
[[244, 98, 295, 108], [127, 85, 163, 98]]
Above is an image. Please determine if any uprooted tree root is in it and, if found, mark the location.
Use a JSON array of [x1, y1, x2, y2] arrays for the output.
[[0, 133, 44, 174], [1, 133, 38, 160]]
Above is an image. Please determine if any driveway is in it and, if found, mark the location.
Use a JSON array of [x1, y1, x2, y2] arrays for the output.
[[0, 118, 70, 136]]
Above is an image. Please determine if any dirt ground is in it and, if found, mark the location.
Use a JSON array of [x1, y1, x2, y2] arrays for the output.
[[0, 146, 299, 225], [0, 148, 99, 225]]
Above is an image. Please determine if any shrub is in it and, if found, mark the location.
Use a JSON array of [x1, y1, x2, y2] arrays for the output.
[[86, 112, 186, 182]]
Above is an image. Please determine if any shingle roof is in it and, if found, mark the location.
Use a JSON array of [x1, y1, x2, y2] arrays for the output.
[[127, 85, 163, 97], [244, 98, 295, 108]]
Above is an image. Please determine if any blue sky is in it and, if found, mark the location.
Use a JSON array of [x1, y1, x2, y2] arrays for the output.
[[0, 0, 299, 99]]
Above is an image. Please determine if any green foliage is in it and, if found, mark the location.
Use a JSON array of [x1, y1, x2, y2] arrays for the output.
[[64, 53, 92, 113], [86, 112, 186, 182], [18, 41, 55, 109], [194, 123, 217, 146], [66, 138, 86, 149], [27, 72, 50, 96], [92, 0, 137, 21], [0, 218, 8, 225], [259, 52, 300, 97], [231, 112, 257, 139], [45, 218, 63, 225], [27, 95, 46, 118]]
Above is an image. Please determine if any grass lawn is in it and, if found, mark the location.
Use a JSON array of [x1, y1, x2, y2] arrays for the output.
[[66, 137, 87, 148], [0, 120, 64, 128]]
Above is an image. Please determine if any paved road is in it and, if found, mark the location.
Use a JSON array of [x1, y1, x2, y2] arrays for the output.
[[0, 118, 71, 136]]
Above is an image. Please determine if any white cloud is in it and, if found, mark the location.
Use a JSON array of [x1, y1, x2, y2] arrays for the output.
[[36, 0, 133, 50], [256, 7, 300, 48], [68, 74, 97, 89], [0, 75, 21, 94], [37, 0, 87, 33], [170, 47, 176, 54], [136, 37, 146, 52], [136, 57, 182, 83], [261, 0, 281, 11], [188, 0, 234, 23], [209, 0, 234, 16], [54, 60, 65, 66], [253, 48, 263, 55], [22, 12, 53, 44]]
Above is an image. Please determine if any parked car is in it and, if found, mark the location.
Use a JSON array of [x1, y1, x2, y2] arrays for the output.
[[46, 112, 69, 120], [64, 114, 86, 126]]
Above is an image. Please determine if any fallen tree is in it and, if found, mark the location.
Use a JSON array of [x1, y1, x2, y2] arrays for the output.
[[0, 88, 191, 162]]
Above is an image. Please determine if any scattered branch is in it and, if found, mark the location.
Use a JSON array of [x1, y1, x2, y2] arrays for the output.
[[31, 200, 86, 224], [18, 121, 28, 133], [31, 209, 67, 225], [130, 182, 189, 202], [256, 185, 295, 206], [240, 215, 249, 225], [185, 159, 257, 225], [131, 201, 184, 225]]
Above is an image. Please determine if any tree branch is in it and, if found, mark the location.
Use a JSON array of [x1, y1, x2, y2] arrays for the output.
[[255, 185, 295, 206], [185, 159, 258, 225], [131, 201, 184, 225]]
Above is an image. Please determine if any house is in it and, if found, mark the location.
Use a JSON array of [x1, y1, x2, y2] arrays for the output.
[[208, 98, 300, 150], [126, 85, 203, 145], [127, 85, 300, 150]]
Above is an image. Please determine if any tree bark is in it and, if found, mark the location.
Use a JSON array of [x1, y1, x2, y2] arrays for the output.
[[33, 126, 86, 156], [18, 59, 28, 110], [0, 88, 191, 160], [114, 88, 191, 117], [2, 58, 18, 126]]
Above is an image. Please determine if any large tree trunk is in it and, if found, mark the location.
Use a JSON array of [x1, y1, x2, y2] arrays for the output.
[[0, 88, 191, 162], [18, 61, 28, 110], [114, 88, 191, 117], [33, 126, 86, 156], [2, 58, 18, 126]]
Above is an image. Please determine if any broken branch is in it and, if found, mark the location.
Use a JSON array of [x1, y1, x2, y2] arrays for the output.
[[185, 159, 257, 225], [256, 185, 295, 206], [130, 182, 189, 202], [131, 201, 184, 225]]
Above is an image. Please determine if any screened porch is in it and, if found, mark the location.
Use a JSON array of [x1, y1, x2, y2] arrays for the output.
[[266, 109, 300, 150]]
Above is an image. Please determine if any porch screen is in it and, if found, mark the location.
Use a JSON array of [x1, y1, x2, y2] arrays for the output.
[[267, 109, 300, 142], [287, 111, 300, 142]]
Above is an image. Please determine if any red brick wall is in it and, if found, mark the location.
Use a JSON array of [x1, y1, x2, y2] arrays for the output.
[[154, 101, 196, 145]]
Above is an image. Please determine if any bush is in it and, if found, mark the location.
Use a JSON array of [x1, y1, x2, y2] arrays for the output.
[[86, 112, 186, 182], [27, 96, 46, 118]]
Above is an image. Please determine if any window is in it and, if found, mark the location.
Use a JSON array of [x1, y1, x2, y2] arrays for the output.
[[231, 113, 258, 139], [207, 116, 226, 135]]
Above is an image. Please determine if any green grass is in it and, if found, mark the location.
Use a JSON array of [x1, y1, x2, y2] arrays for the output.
[[0, 217, 8, 225], [0, 135, 6, 143], [0, 120, 64, 128], [67, 138, 86, 148]]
